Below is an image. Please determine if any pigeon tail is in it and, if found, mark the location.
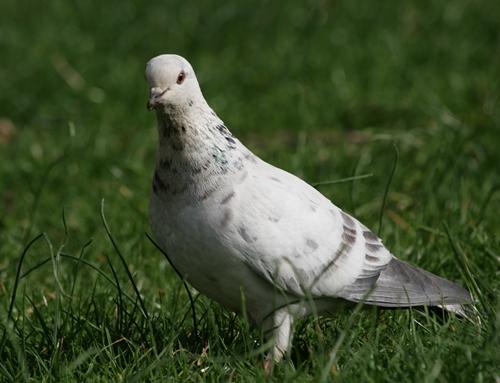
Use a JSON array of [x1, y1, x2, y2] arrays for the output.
[[340, 258, 472, 312]]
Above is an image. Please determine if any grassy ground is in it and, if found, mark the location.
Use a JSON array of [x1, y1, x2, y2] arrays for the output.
[[1, 0, 499, 381]]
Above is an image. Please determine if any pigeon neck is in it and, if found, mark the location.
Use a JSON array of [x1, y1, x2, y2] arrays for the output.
[[153, 103, 248, 201], [155, 101, 230, 158]]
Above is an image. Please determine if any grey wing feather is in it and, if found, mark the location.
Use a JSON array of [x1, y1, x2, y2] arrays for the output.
[[339, 257, 472, 307]]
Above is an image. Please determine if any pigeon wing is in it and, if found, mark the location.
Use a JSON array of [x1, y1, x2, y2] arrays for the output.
[[231, 158, 470, 307], [230, 160, 392, 299]]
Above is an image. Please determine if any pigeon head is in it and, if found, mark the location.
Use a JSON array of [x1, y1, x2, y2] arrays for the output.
[[146, 54, 203, 112]]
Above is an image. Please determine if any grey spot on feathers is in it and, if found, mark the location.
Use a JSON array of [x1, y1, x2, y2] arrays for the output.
[[220, 209, 232, 227], [363, 230, 379, 242], [238, 227, 256, 243], [341, 211, 355, 228], [305, 238, 319, 250], [342, 231, 356, 245], [220, 191, 235, 205], [269, 176, 282, 183]]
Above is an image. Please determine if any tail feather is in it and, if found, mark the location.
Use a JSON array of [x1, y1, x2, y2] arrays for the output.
[[340, 258, 472, 311]]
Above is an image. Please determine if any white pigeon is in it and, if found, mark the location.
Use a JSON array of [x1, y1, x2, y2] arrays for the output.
[[146, 54, 472, 365]]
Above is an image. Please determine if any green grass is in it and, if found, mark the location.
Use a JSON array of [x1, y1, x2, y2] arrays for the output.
[[0, 0, 499, 381]]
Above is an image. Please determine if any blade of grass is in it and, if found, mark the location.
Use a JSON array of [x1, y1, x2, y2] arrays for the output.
[[1, 309, 30, 381], [100, 199, 157, 356], [443, 223, 485, 318], [102, 251, 124, 333], [25, 295, 53, 352], [477, 183, 500, 226], [23, 154, 66, 244], [349, 156, 362, 215], [20, 254, 137, 305], [43, 233, 67, 296], [312, 173, 373, 187], [319, 299, 367, 383], [378, 142, 399, 237], [6, 233, 44, 323], [145, 232, 199, 336], [69, 239, 93, 298], [100, 199, 149, 321]]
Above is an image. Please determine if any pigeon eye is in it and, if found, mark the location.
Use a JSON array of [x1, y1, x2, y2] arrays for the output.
[[176, 71, 186, 84]]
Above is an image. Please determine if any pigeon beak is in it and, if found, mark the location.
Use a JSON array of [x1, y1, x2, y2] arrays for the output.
[[147, 87, 168, 111]]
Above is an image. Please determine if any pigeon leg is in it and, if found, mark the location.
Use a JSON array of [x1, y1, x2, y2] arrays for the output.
[[263, 308, 294, 372]]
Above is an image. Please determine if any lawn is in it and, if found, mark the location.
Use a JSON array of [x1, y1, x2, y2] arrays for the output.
[[0, 0, 499, 381]]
